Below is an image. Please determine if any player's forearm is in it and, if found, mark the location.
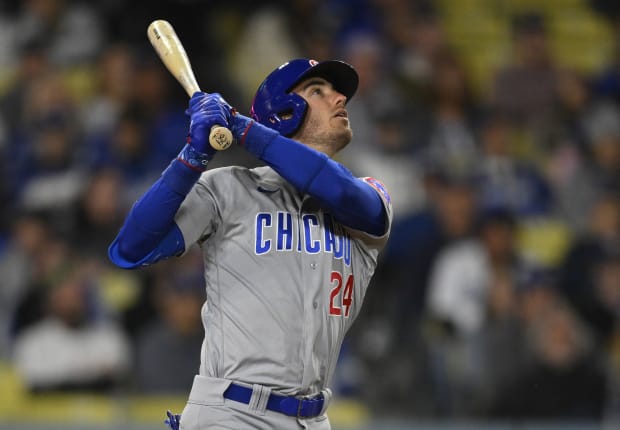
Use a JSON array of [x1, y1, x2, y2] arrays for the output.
[[241, 124, 386, 235], [306, 159, 387, 235], [110, 92, 230, 267], [109, 159, 197, 266]]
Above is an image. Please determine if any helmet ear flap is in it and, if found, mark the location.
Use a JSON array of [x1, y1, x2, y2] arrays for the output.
[[271, 92, 308, 137]]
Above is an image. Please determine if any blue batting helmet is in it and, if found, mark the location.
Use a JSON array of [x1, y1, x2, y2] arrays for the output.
[[250, 59, 359, 137]]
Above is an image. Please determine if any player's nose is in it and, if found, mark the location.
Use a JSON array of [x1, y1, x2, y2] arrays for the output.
[[333, 90, 346, 106]]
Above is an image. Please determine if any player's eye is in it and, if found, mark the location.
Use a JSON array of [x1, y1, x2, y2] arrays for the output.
[[309, 86, 323, 96]]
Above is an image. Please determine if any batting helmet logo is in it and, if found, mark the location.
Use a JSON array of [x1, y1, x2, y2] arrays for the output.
[[251, 59, 359, 137]]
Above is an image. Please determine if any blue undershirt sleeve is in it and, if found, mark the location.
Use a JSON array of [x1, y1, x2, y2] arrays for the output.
[[243, 125, 386, 235], [108, 159, 201, 268], [109, 223, 185, 269]]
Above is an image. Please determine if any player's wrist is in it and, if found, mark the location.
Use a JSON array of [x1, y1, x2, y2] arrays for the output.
[[162, 157, 203, 195], [229, 112, 253, 143], [231, 113, 278, 158], [177, 141, 215, 172]]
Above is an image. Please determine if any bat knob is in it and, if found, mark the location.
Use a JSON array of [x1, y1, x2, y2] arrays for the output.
[[209, 126, 233, 151]]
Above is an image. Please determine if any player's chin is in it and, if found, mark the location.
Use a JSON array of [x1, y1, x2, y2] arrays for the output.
[[333, 128, 353, 151]]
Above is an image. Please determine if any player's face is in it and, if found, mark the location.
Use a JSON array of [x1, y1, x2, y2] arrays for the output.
[[290, 77, 352, 156]]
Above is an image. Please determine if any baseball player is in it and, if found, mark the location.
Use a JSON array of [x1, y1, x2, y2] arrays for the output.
[[109, 59, 392, 429]]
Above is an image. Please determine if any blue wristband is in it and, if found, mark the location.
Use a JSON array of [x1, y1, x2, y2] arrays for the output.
[[230, 113, 279, 158], [242, 121, 279, 158]]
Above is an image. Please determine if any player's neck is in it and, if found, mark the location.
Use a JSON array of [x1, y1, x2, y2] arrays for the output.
[[295, 136, 348, 158], [306, 142, 337, 158]]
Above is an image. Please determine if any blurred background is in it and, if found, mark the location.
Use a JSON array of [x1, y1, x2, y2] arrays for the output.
[[1, 0, 620, 428]]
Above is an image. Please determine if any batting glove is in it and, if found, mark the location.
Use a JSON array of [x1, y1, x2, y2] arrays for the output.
[[164, 410, 181, 430], [178, 92, 231, 171]]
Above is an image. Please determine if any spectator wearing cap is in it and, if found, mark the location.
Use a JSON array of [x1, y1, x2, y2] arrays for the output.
[[423, 208, 530, 415], [490, 12, 561, 132], [426, 208, 526, 336], [473, 110, 553, 217], [378, 167, 478, 339]]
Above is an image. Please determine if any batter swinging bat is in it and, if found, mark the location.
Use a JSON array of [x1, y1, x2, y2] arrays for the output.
[[147, 19, 233, 151]]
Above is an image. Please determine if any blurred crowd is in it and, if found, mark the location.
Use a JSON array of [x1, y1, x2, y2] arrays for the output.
[[1, 0, 620, 424]]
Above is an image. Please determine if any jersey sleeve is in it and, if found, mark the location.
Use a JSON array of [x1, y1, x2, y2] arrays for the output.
[[174, 171, 221, 249]]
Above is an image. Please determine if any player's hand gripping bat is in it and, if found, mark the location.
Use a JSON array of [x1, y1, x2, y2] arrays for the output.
[[147, 19, 233, 151]]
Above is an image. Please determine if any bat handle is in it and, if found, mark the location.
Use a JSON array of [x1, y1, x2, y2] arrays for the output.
[[209, 125, 233, 151]]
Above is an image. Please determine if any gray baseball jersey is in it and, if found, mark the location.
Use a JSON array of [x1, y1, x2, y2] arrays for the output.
[[175, 165, 392, 397]]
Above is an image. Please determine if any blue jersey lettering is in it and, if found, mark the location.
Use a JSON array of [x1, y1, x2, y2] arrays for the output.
[[255, 213, 272, 254], [303, 214, 320, 254], [254, 211, 351, 265], [277, 212, 293, 251]]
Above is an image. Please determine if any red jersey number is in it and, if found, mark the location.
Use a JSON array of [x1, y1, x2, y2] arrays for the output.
[[329, 271, 354, 317]]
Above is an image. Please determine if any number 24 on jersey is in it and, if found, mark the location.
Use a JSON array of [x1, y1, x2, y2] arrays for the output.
[[329, 271, 353, 317]]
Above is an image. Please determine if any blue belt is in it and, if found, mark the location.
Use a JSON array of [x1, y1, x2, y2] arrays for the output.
[[223, 383, 324, 418]]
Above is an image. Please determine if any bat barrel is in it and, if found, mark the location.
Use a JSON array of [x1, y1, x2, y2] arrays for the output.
[[147, 19, 232, 150]]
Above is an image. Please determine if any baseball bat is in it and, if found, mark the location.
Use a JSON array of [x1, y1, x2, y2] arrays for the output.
[[147, 19, 233, 151]]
